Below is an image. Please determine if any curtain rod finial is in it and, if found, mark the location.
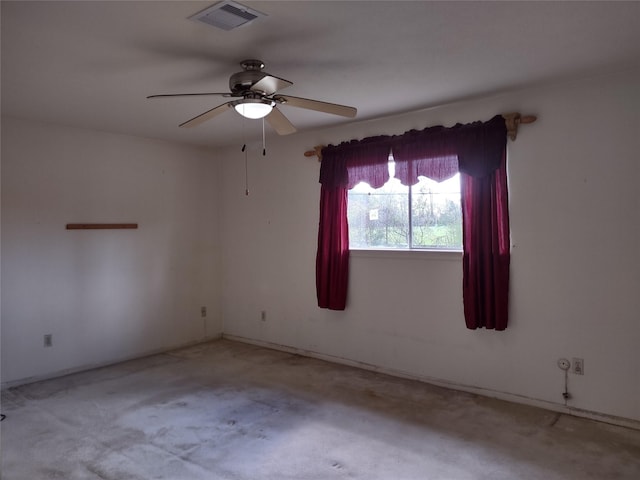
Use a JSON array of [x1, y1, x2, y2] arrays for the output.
[[502, 112, 537, 141], [304, 145, 324, 161]]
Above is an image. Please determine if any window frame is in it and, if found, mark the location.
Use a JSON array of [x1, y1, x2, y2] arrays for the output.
[[347, 159, 463, 252]]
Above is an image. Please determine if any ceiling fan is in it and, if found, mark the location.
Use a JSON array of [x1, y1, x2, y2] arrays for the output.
[[147, 59, 357, 135]]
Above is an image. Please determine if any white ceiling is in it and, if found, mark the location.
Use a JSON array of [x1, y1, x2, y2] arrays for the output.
[[2, 1, 639, 148]]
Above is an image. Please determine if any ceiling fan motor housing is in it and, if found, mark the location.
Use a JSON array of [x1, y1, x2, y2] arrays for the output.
[[229, 59, 266, 95]]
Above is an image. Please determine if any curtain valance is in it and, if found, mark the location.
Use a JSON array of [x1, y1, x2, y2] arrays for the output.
[[321, 135, 392, 189], [320, 115, 506, 188]]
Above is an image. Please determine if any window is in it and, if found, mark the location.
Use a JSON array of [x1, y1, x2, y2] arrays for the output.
[[347, 156, 462, 250], [317, 114, 509, 325]]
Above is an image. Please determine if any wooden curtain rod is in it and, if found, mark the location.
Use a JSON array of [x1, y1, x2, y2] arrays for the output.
[[66, 223, 138, 230], [304, 112, 537, 160]]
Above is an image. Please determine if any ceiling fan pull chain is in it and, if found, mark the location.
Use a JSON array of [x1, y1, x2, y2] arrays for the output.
[[241, 113, 247, 152], [262, 118, 266, 156], [242, 115, 249, 196], [245, 148, 250, 196]]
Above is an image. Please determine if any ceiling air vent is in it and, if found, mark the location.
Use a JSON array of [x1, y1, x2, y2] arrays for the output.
[[189, 1, 267, 31]]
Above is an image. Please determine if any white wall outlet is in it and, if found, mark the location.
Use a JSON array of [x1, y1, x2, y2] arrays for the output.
[[572, 357, 584, 375], [557, 358, 570, 370], [44, 334, 52, 347], [201, 306, 207, 317]]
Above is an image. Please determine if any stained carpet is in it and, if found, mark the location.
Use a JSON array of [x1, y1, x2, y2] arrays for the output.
[[1, 339, 639, 479]]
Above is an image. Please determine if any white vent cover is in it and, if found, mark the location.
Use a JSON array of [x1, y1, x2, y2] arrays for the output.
[[189, 1, 267, 30]]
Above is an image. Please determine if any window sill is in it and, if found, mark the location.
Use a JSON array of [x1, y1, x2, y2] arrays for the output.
[[349, 248, 463, 261]]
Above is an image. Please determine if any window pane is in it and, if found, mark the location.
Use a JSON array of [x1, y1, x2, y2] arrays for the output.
[[348, 177, 409, 249], [347, 159, 462, 251], [411, 174, 462, 249]]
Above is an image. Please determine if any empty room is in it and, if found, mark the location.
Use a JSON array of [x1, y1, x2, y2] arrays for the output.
[[1, 1, 639, 479]]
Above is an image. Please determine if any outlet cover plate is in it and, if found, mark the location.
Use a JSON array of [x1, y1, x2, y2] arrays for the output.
[[572, 357, 584, 375]]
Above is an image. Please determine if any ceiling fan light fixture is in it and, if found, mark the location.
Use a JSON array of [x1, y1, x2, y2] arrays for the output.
[[233, 99, 274, 119]]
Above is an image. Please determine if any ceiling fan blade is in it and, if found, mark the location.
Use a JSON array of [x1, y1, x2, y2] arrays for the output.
[[179, 102, 233, 128], [274, 95, 357, 118], [147, 93, 239, 99], [250, 75, 293, 95], [266, 107, 297, 135]]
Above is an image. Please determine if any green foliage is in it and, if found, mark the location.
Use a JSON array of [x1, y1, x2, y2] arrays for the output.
[[348, 190, 409, 248]]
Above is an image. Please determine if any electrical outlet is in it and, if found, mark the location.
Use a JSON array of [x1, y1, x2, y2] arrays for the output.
[[201, 306, 207, 318], [572, 357, 584, 375], [261, 310, 267, 321], [44, 334, 52, 347], [557, 358, 570, 370]]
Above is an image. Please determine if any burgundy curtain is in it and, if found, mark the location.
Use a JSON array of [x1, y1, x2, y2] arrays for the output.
[[456, 117, 510, 330], [316, 137, 390, 310], [316, 185, 349, 309], [316, 116, 510, 330]]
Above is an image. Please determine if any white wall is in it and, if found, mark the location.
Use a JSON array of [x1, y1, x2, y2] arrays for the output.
[[1, 118, 222, 384], [219, 68, 640, 423], [2, 68, 637, 424]]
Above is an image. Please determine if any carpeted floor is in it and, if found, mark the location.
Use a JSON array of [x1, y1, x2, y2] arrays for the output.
[[1, 339, 639, 479]]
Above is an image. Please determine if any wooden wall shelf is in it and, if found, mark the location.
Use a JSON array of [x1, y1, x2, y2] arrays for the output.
[[66, 223, 138, 230]]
